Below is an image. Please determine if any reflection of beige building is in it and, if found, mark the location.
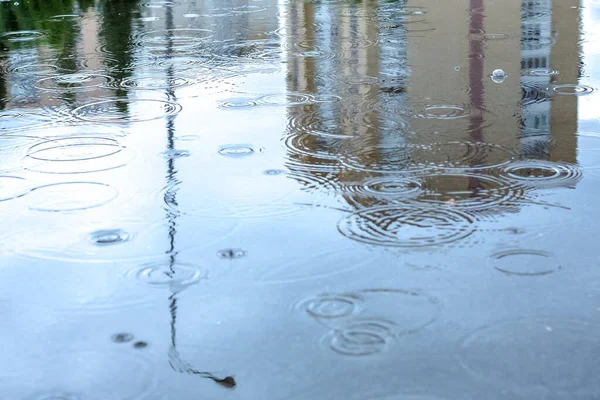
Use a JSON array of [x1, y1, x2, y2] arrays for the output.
[[284, 0, 581, 207]]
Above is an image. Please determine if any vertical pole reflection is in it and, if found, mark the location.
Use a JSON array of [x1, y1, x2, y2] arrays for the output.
[[161, 5, 235, 389], [467, 0, 486, 194], [468, 0, 485, 144]]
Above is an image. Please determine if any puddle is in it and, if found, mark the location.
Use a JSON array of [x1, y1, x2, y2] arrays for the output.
[[0, 0, 599, 398]]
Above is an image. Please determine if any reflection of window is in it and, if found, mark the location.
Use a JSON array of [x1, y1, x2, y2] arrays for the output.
[[520, 57, 548, 69]]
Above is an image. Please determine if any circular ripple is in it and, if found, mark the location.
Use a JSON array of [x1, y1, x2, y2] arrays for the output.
[[1, 30, 45, 42], [502, 160, 582, 188], [34, 73, 114, 92], [417, 173, 524, 211], [125, 262, 207, 288], [340, 141, 514, 173], [300, 293, 363, 319], [214, 39, 282, 61], [0, 176, 31, 202], [257, 92, 313, 106], [48, 14, 81, 22], [120, 75, 194, 90], [137, 28, 213, 50], [550, 84, 595, 95], [24, 137, 130, 174], [89, 229, 133, 246], [489, 249, 559, 276], [327, 318, 396, 356], [522, 68, 559, 77], [342, 176, 422, 208], [72, 99, 182, 123], [338, 205, 476, 247], [142, 0, 175, 7], [459, 318, 600, 394], [11, 63, 61, 75], [283, 133, 344, 173], [0, 110, 55, 132], [26, 182, 118, 212]]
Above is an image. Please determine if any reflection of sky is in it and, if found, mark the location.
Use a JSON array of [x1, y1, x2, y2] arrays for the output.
[[578, 0, 600, 121]]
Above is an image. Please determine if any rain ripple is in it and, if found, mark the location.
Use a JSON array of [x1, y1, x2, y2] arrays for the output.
[[337, 205, 476, 248], [502, 160, 583, 188], [489, 249, 560, 276], [26, 182, 119, 212], [71, 99, 182, 123]]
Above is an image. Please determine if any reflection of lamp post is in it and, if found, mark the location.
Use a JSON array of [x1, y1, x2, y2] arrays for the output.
[[161, 5, 235, 389]]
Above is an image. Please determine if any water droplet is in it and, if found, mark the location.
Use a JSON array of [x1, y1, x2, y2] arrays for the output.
[[137, 28, 213, 51], [27, 182, 118, 212], [111, 333, 134, 343], [120, 75, 194, 90], [454, 66, 461, 71], [89, 229, 133, 246], [217, 248, 247, 259], [218, 144, 256, 157], [133, 341, 148, 349], [125, 262, 207, 288], [489, 249, 559, 276], [34, 73, 113, 92], [338, 205, 476, 247]]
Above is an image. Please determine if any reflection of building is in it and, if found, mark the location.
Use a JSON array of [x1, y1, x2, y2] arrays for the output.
[[283, 0, 581, 210]]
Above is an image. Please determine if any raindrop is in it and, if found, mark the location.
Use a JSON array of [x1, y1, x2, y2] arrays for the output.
[[342, 176, 422, 208], [217, 97, 259, 109], [89, 229, 133, 246], [125, 262, 207, 288], [454, 66, 461, 71], [550, 84, 595, 95], [133, 341, 148, 349], [72, 99, 182, 123], [522, 68, 559, 77], [218, 144, 256, 157], [111, 333, 134, 343], [256, 92, 313, 106], [137, 28, 213, 51], [142, 0, 175, 7], [27, 182, 118, 212], [217, 248, 247, 259], [338, 205, 476, 247], [489, 249, 560, 276], [459, 318, 600, 395], [502, 160, 582, 188], [11, 63, 61, 75]]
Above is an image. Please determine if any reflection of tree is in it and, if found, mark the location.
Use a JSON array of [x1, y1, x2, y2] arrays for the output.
[[0, 0, 78, 55], [97, 0, 140, 100]]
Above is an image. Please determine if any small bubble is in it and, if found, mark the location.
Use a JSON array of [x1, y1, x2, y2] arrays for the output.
[[491, 69, 507, 83], [217, 248, 247, 259], [454, 66, 461, 71], [133, 341, 148, 349], [111, 333, 134, 343]]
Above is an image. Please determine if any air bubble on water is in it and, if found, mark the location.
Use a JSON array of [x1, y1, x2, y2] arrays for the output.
[[491, 69, 507, 83]]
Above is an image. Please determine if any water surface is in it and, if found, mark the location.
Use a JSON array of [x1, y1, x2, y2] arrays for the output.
[[1, 0, 600, 399]]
